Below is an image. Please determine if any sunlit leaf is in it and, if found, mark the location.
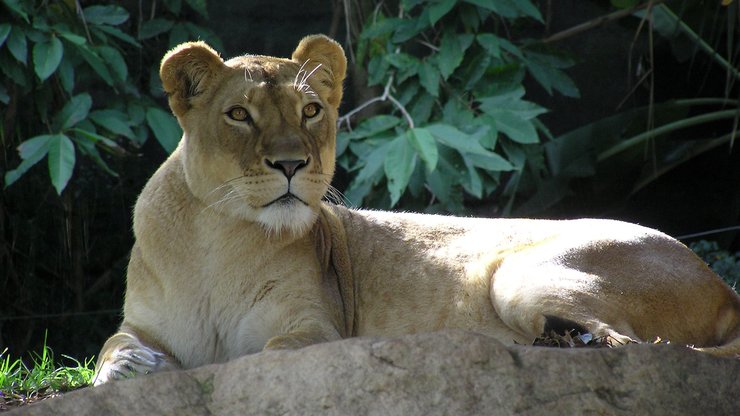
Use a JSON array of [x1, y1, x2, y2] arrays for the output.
[[385, 134, 417, 206], [408, 127, 438, 172]]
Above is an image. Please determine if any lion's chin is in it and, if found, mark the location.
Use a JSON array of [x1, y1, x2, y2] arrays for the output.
[[256, 199, 318, 237]]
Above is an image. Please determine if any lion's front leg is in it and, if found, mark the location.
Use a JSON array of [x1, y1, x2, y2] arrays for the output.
[[263, 320, 342, 351], [93, 324, 180, 385]]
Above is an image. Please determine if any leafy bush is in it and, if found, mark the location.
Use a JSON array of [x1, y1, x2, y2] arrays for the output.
[[0, 0, 221, 194], [689, 240, 740, 293], [0, 0, 222, 361], [519, 2, 740, 214], [338, 0, 578, 214]]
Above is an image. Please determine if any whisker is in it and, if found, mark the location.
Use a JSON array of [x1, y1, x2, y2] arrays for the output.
[[244, 67, 254, 83], [323, 182, 354, 208], [200, 177, 249, 215], [297, 62, 322, 96], [294, 59, 311, 91], [202, 189, 243, 215]]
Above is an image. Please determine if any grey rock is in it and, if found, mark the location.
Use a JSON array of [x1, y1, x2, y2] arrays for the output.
[[9, 330, 740, 415]]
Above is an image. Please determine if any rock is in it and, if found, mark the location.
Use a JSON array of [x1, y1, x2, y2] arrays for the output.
[[9, 330, 739, 415]]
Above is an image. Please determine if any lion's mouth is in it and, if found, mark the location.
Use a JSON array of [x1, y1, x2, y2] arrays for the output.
[[263, 193, 309, 207]]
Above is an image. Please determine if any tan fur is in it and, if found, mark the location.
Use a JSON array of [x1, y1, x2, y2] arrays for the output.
[[94, 35, 739, 384]]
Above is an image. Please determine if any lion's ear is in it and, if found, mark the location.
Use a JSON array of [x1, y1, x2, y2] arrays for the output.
[[160, 41, 224, 117], [291, 35, 347, 109]]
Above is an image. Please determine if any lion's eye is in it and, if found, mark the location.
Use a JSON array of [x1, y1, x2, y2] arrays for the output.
[[227, 107, 251, 122], [303, 103, 321, 119]]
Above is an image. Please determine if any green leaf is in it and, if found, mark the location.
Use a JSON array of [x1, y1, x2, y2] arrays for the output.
[[3, 0, 29, 23], [71, 133, 118, 177], [464, 0, 517, 19], [0, 24, 11, 47], [58, 58, 74, 93], [464, 151, 514, 171], [18, 134, 54, 159], [146, 107, 182, 153], [385, 53, 420, 83], [527, 62, 580, 97], [76, 44, 114, 86], [418, 61, 440, 97], [139, 18, 175, 40], [392, 17, 428, 43], [462, 156, 483, 198], [83, 5, 129, 26], [435, 32, 474, 80], [33, 36, 64, 81], [464, 0, 542, 22], [476, 34, 501, 59], [163, 0, 183, 14], [72, 128, 120, 149], [97, 46, 128, 82], [92, 25, 140, 47], [0, 84, 8, 105], [385, 134, 417, 206], [408, 128, 438, 172], [513, 0, 544, 22], [343, 115, 401, 140], [426, 123, 513, 168], [57, 29, 86, 45], [478, 89, 548, 120], [4, 135, 53, 188], [0, 52, 27, 86], [48, 134, 76, 194], [360, 18, 401, 40], [428, 0, 456, 25], [184, 0, 209, 18], [460, 51, 491, 90], [55, 94, 92, 131], [611, 0, 639, 8], [353, 140, 392, 184], [168, 23, 190, 47], [491, 111, 539, 144], [7, 26, 27, 64], [367, 54, 391, 86], [89, 110, 135, 139]]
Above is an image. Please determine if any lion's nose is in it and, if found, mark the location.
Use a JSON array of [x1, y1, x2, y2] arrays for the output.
[[265, 158, 309, 179]]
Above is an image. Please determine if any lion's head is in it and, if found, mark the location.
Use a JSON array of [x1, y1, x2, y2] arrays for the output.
[[159, 35, 346, 236]]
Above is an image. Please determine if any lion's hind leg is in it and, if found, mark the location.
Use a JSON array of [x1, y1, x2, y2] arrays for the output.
[[490, 261, 644, 347], [93, 325, 180, 385]]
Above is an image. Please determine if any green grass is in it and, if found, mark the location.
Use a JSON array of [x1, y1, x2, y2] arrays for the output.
[[0, 334, 95, 410]]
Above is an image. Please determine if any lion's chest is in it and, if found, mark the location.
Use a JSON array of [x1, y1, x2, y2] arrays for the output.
[[151, 216, 319, 367]]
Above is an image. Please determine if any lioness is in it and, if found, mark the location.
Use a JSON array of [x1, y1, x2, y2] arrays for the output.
[[94, 35, 740, 384]]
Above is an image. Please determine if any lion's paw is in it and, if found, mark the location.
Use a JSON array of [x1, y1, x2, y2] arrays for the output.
[[93, 345, 172, 385]]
